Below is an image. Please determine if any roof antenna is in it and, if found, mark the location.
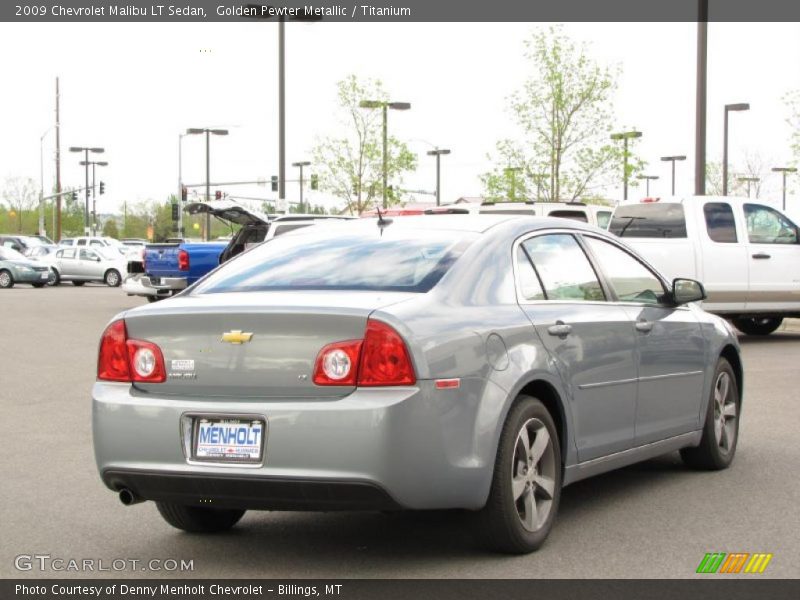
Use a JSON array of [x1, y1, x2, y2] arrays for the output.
[[376, 207, 393, 229]]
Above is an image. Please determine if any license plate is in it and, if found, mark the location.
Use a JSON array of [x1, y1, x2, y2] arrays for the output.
[[193, 417, 265, 463], [40, 272, 49, 280]]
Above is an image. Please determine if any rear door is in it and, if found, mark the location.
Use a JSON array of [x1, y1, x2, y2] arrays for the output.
[[516, 232, 639, 462], [741, 203, 800, 311], [580, 234, 707, 444], [698, 201, 749, 311], [56, 248, 78, 277]]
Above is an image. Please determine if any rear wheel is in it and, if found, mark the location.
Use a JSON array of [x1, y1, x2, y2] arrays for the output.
[[156, 502, 245, 533], [732, 316, 782, 336], [104, 269, 121, 287], [72, 280, 85, 287], [0, 270, 14, 288], [477, 395, 561, 554], [681, 358, 740, 470]]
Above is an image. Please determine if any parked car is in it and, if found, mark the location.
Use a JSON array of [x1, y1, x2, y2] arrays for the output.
[[93, 215, 742, 553], [609, 196, 800, 335], [47, 246, 128, 287], [121, 241, 227, 302], [23, 244, 60, 285], [0, 246, 51, 288], [0, 234, 47, 254], [185, 199, 354, 263], [427, 201, 613, 228]]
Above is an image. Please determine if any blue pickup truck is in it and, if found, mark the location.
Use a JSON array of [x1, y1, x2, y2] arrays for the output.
[[122, 240, 226, 302]]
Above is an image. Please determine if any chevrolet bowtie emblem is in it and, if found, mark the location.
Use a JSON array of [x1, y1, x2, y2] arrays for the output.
[[221, 330, 254, 344]]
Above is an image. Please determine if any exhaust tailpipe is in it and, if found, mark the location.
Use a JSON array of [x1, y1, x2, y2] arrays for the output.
[[118, 488, 144, 506]]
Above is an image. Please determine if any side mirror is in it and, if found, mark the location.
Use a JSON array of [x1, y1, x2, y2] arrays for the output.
[[671, 278, 706, 304]]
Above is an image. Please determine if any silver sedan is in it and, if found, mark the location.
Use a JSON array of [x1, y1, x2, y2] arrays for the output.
[[48, 246, 128, 287], [92, 215, 742, 553]]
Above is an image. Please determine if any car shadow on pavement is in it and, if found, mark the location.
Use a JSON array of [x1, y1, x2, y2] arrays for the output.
[[737, 332, 800, 344], [147, 453, 698, 568]]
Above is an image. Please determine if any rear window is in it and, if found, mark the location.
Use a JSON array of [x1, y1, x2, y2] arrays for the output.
[[546, 209, 589, 222], [703, 202, 738, 243], [479, 208, 536, 215], [609, 203, 687, 238], [193, 230, 474, 294]]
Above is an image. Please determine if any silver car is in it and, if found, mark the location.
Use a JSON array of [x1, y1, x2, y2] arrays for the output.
[[49, 246, 128, 287], [92, 216, 742, 553]]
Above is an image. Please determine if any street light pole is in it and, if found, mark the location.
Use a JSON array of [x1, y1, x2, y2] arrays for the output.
[[696, 1, 708, 195], [723, 103, 750, 196], [426, 149, 451, 206], [186, 128, 228, 240], [637, 174, 659, 196], [292, 161, 311, 212], [772, 167, 797, 211], [39, 127, 53, 237], [660, 155, 687, 196], [611, 130, 642, 201], [359, 100, 411, 208], [80, 160, 108, 235], [178, 133, 185, 238], [70, 146, 104, 234]]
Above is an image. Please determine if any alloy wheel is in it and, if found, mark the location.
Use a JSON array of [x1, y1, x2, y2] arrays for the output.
[[713, 371, 737, 454], [511, 418, 556, 532]]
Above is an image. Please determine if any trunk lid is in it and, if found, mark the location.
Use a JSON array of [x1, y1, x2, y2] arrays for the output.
[[185, 200, 270, 227], [123, 291, 416, 398]]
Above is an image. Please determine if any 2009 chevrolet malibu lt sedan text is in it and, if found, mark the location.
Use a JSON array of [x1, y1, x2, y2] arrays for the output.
[[92, 215, 742, 553]]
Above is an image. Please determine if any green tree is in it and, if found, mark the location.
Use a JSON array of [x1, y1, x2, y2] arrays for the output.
[[102, 217, 120, 238], [1, 176, 38, 233], [483, 27, 642, 202], [786, 90, 800, 163], [311, 75, 417, 215]]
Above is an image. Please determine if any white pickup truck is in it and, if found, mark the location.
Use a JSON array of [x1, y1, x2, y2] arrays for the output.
[[609, 196, 800, 335]]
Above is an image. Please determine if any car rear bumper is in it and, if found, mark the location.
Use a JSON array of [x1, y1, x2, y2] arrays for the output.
[[122, 275, 187, 297], [92, 379, 499, 511]]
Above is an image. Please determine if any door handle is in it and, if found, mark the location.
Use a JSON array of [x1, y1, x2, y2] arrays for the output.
[[752, 253, 771, 259], [547, 322, 572, 337], [635, 320, 653, 333]]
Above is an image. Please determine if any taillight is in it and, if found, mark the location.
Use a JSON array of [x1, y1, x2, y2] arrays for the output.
[[312, 340, 362, 386], [178, 249, 189, 271], [97, 319, 166, 383], [98, 320, 130, 381], [358, 320, 416, 386], [312, 319, 416, 387]]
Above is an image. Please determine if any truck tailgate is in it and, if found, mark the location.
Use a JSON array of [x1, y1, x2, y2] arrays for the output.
[[143, 244, 180, 279]]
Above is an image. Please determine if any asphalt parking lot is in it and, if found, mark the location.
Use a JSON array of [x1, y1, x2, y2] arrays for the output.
[[1, 285, 798, 579]]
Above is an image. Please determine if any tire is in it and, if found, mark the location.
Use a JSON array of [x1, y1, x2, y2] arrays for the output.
[[72, 281, 85, 287], [47, 269, 60, 286], [146, 295, 162, 303], [155, 502, 245, 533], [731, 316, 783, 336], [681, 358, 740, 470], [32, 283, 45, 288], [477, 395, 562, 554], [0, 269, 14, 289], [104, 269, 122, 287]]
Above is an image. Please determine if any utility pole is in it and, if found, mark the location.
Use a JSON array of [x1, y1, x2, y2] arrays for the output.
[[695, 0, 708, 195], [55, 77, 62, 241]]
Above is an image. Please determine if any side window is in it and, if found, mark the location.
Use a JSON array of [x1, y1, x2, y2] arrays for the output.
[[522, 234, 605, 302], [515, 246, 546, 301], [703, 202, 738, 243], [744, 204, 798, 244], [61, 248, 75, 259], [596, 210, 612, 229], [77, 239, 86, 246], [80, 249, 97, 260], [583, 236, 665, 305], [90, 240, 104, 247], [609, 203, 687, 238]]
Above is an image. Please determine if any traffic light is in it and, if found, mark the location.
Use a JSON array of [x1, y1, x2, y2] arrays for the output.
[[70, 191, 78, 202], [271, 175, 278, 192], [310, 174, 319, 191], [99, 181, 105, 195], [171, 203, 179, 221], [215, 190, 222, 200], [181, 185, 187, 201]]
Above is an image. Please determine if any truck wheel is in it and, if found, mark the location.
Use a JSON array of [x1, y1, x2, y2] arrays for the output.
[[156, 502, 245, 533], [732, 316, 782, 336], [146, 295, 161, 303], [681, 357, 740, 470], [104, 269, 122, 287], [477, 395, 561, 554]]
